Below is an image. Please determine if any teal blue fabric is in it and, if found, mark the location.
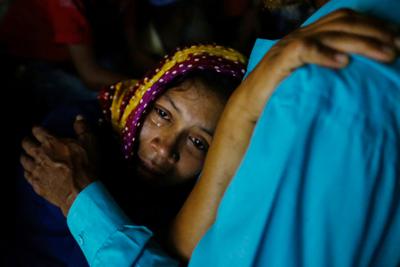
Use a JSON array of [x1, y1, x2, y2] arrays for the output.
[[67, 182, 179, 266], [189, 0, 400, 266]]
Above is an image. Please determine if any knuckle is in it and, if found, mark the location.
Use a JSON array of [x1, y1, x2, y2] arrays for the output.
[[56, 162, 71, 174], [32, 146, 41, 156], [31, 166, 41, 178], [290, 38, 308, 52], [300, 38, 317, 52], [56, 162, 67, 170], [37, 153, 48, 163]]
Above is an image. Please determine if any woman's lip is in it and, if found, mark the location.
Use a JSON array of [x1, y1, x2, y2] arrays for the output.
[[138, 157, 165, 175]]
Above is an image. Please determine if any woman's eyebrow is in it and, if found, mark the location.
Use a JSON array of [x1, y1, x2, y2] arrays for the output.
[[163, 94, 213, 136], [199, 127, 213, 137], [164, 94, 181, 114]]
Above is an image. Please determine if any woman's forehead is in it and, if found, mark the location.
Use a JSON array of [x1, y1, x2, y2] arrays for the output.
[[159, 86, 224, 128], [163, 80, 222, 103]]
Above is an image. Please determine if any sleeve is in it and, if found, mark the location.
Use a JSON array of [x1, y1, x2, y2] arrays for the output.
[[67, 181, 179, 267], [47, 0, 92, 44]]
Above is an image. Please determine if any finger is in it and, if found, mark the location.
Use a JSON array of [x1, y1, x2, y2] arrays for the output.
[[32, 126, 57, 146], [313, 19, 396, 44], [21, 137, 40, 158], [317, 32, 397, 62], [33, 126, 71, 159], [34, 148, 57, 167], [296, 39, 349, 69], [303, 9, 398, 44], [306, 8, 359, 28], [24, 169, 45, 198], [24, 170, 35, 185], [22, 137, 56, 165], [20, 154, 35, 173]]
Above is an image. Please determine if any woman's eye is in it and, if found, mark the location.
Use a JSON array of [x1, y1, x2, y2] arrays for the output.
[[154, 107, 169, 120], [189, 136, 208, 152]]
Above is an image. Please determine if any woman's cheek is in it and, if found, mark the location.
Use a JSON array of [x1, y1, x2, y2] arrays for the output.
[[138, 118, 154, 143], [176, 151, 205, 180]]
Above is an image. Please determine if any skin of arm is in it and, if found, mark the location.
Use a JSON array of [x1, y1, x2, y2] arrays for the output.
[[68, 44, 129, 90], [168, 9, 400, 260], [122, 3, 159, 74], [167, 58, 286, 260]]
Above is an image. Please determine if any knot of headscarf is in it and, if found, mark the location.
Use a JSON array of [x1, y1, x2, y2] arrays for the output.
[[99, 44, 247, 159]]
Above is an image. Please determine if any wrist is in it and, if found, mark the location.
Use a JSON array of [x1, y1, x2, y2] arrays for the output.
[[61, 189, 79, 217], [62, 177, 96, 217], [233, 54, 292, 120]]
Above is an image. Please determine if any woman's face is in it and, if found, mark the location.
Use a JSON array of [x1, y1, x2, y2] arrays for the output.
[[134, 79, 226, 186]]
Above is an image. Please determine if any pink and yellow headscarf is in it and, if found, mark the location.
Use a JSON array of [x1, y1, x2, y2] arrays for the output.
[[99, 44, 247, 159]]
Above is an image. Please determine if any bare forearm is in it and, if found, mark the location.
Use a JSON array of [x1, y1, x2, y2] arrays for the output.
[[68, 44, 128, 90], [168, 95, 253, 259]]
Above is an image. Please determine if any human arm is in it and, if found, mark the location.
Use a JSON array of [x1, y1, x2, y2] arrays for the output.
[[47, 0, 129, 89], [168, 9, 400, 260], [20, 118, 179, 266], [68, 44, 129, 90], [20, 120, 95, 216], [66, 181, 179, 266], [120, 0, 159, 74]]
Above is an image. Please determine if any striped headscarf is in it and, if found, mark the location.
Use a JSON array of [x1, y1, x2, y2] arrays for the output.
[[99, 44, 247, 159]]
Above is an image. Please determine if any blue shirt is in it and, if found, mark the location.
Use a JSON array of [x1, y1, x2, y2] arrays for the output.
[[190, 0, 400, 266], [67, 182, 179, 266], [67, 0, 400, 266]]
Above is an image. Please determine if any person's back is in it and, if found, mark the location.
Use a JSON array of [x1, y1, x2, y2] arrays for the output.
[[0, 0, 90, 61], [190, 0, 400, 266]]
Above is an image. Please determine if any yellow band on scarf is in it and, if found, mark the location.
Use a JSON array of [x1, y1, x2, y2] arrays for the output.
[[110, 80, 138, 130], [117, 45, 246, 131]]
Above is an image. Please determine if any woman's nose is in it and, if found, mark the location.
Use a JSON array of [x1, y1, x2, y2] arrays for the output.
[[151, 134, 180, 164]]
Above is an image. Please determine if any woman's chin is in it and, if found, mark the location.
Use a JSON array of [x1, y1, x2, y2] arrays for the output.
[[134, 165, 170, 187]]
